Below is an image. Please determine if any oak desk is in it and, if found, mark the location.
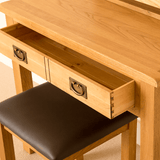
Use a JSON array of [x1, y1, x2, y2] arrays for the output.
[[0, 0, 160, 160]]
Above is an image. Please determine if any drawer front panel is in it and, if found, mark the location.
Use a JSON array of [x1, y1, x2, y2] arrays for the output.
[[49, 59, 135, 119], [49, 59, 112, 118], [0, 28, 46, 79]]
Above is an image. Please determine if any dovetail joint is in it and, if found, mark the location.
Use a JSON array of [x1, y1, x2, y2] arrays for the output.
[[111, 92, 114, 115], [110, 92, 114, 106]]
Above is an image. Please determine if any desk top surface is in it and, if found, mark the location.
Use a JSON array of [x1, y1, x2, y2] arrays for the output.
[[1, 0, 160, 87]]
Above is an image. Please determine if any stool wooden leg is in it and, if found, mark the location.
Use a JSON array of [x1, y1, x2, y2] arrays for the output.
[[23, 143, 35, 154], [74, 155, 84, 160], [121, 119, 137, 160], [0, 123, 15, 160]]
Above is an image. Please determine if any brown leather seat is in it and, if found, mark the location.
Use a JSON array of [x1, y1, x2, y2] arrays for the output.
[[0, 82, 137, 160]]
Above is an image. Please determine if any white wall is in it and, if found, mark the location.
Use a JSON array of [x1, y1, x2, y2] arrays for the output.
[[0, 0, 140, 145]]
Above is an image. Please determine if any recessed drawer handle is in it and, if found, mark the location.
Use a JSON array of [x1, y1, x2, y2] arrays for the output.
[[69, 77, 87, 99], [13, 45, 28, 64], [71, 81, 84, 96]]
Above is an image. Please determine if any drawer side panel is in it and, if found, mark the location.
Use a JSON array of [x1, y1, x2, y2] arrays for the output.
[[112, 80, 135, 118]]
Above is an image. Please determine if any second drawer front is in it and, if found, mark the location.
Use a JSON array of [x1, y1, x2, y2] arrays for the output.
[[0, 26, 46, 79], [49, 59, 134, 119]]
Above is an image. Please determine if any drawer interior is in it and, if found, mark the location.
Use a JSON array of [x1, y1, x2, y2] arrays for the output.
[[2, 24, 132, 90]]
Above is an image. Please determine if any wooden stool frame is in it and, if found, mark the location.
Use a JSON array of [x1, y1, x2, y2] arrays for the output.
[[0, 119, 137, 160]]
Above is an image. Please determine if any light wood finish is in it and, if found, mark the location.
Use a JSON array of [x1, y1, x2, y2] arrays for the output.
[[113, 81, 135, 118], [5, 15, 16, 26], [1, 1, 160, 160], [12, 62, 33, 94], [3, 122, 136, 160], [107, 0, 160, 21], [5, 17, 34, 155], [4, 127, 49, 160], [0, 24, 46, 80], [0, 124, 15, 160], [23, 143, 34, 155], [140, 82, 160, 160], [44, 58, 50, 82], [1, 0, 160, 87], [0, 24, 135, 119], [121, 119, 137, 160], [74, 156, 84, 160], [64, 125, 128, 160], [49, 58, 134, 119], [136, 0, 160, 7]]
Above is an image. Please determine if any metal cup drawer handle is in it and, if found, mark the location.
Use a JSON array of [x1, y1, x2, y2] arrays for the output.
[[71, 81, 84, 96], [13, 45, 28, 64], [69, 78, 87, 99]]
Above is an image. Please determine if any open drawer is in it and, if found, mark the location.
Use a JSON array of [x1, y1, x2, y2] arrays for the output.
[[48, 51, 135, 119], [0, 24, 135, 119], [0, 24, 46, 79]]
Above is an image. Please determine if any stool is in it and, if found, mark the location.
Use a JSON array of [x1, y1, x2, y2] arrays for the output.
[[0, 82, 137, 160]]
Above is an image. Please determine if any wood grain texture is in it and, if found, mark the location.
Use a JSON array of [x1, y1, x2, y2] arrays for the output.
[[5, 15, 16, 26], [1, 0, 160, 87], [49, 55, 134, 119], [44, 57, 51, 82], [121, 119, 137, 160], [17, 28, 130, 90], [136, 0, 160, 7], [140, 82, 160, 160], [5, 16, 34, 154], [4, 124, 130, 160], [113, 80, 135, 118], [12, 62, 33, 94], [0, 25, 46, 80], [64, 125, 128, 160], [74, 156, 84, 160], [107, 0, 160, 21], [1, 24, 134, 119], [4, 127, 49, 160], [0, 124, 15, 160], [49, 58, 112, 118]]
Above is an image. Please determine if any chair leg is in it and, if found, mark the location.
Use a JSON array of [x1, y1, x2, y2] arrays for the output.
[[74, 155, 84, 160], [121, 119, 137, 160], [23, 144, 34, 154], [0, 123, 15, 160]]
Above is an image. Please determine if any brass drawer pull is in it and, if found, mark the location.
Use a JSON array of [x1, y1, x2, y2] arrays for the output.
[[13, 45, 28, 64], [71, 82, 84, 96], [69, 77, 87, 99]]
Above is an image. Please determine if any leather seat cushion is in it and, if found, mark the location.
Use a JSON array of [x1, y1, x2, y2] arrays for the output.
[[0, 82, 137, 160]]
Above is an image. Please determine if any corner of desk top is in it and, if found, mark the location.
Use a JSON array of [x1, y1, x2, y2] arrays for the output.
[[0, 1, 8, 12], [0, 0, 17, 13]]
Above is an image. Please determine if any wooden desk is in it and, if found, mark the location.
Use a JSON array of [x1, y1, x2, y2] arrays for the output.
[[0, 0, 160, 159]]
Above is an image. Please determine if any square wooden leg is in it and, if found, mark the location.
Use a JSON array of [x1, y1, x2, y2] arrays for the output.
[[121, 119, 137, 160], [5, 15, 34, 155], [12, 62, 35, 154], [0, 123, 15, 160], [75, 155, 84, 160]]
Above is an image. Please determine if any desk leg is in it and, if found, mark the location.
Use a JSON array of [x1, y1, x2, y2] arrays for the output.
[[12, 62, 34, 155], [12, 62, 33, 94], [140, 82, 160, 160], [5, 16, 34, 154]]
